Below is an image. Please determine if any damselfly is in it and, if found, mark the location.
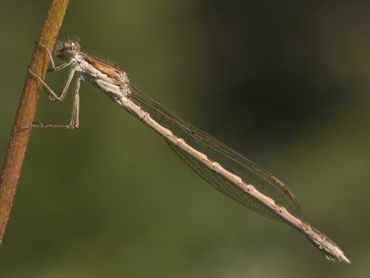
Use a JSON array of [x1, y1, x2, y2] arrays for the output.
[[29, 39, 350, 263]]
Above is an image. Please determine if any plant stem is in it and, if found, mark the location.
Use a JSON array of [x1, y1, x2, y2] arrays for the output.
[[0, 0, 70, 246]]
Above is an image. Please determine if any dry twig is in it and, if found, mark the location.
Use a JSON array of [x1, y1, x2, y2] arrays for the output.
[[0, 0, 70, 245]]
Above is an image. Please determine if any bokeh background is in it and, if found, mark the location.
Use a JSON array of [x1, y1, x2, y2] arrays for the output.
[[0, 0, 369, 277]]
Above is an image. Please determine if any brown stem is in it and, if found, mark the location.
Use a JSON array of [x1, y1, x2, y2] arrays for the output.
[[0, 0, 70, 245]]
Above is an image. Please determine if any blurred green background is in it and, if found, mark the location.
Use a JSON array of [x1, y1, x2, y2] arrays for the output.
[[0, 0, 369, 277]]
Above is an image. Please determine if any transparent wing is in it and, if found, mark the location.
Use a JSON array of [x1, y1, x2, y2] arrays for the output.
[[128, 85, 300, 220]]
